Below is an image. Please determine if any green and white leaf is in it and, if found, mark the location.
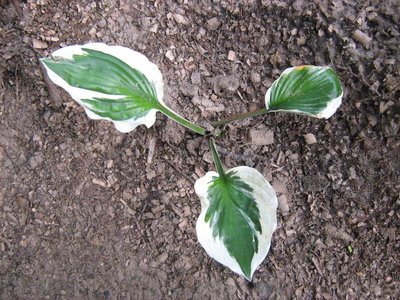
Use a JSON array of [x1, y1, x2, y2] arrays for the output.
[[40, 43, 206, 134], [265, 65, 343, 118], [195, 166, 277, 280]]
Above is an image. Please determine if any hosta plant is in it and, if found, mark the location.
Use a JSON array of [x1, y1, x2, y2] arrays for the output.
[[41, 43, 343, 281]]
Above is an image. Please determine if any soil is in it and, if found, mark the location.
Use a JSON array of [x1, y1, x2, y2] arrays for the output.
[[1, 0, 399, 299]]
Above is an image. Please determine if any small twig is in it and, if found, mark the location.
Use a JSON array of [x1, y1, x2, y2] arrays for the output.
[[147, 135, 157, 165], [119, 199, 136, 216]]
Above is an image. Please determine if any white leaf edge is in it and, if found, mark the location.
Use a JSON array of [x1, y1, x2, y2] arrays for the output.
[[265, 66, 343, 119], [41, 42, 164, 133], [195, 166, 278, 280]]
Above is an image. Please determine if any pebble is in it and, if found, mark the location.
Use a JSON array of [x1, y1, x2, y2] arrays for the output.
[[227, 50, 236, 61], [249, 128, 274, 145], [349, 167, 357, 179], [29, 154, 44, 169], [165, 50, 175, 61], [98, 19, 107, 28], [303, 133, 317, 145], [32, 38, 48, 49], [379, 100, 394, 113], [173, 14, 189, 25], [157, 253, 168, 264], [191, 72, 201, 85], [250, 72, 261, 84], [278, 195, 290, 214], [206, 17, 220, 31]]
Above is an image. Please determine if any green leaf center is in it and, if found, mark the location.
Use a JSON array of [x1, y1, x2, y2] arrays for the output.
[[205, 171, 262, 279]]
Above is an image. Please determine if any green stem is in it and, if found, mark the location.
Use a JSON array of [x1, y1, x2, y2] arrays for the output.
[[209, 137, 225, 178], [158, 105, 207, 135], [212, 108, 268, 127]]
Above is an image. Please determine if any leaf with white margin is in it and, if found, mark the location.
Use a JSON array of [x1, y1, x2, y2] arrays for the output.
[[40, 43, 206, 134], [265, 65, 343, 118], [195, 140, 277, 280]]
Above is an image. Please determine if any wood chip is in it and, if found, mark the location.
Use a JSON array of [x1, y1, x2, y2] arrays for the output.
[[352, 29, 372, 46], [325, 224, 353, 242], [227, 50, 236, 61], [92, 178, 109, 188], [32, 38, 48, 49], [249, 128, 274, 145]]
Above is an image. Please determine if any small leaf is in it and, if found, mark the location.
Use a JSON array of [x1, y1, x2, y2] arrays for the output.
[[195, 166, 277, 280], [265, 65, 343, 118], [41, 43, 164, 132]]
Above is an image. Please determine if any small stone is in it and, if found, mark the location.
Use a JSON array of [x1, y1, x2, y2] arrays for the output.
[[379, 100, 394, 113], [303, 133, 317, 145], [202, 151, 213, 164], [173, 14, 189, 25], [59, 143, 67, 151], [352, 29, 372, 46], [165, 50, 175, 61], [227, 50, 236, 61], [157, 253, 168, 264], [33, 134, 41, 142], [249, 128, 274, 145], [178, 219, 188, 230], [296, 36, 307, 46], [32, 38, 48, 49], [191, 72, 201, 85], [278, 195, 289, 214], [225, 277, 236, 286], [250, 72, 261, 84], [107, 160, 114, 169], [248, 102, 259, 112], [98, 18, 107, 28], [146, 169, 157, 180], [349, 167, 357, 179], [16, 197, 29, 210], [206, 17, 220, 31], [270, 50, 283, 65], [88, 27, 96, 37], [29, 154, 44, 169]]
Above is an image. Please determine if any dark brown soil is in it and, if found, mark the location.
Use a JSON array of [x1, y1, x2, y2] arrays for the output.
[[1, 0, 399, 299]]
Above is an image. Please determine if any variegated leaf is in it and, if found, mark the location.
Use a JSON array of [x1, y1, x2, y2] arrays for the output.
[[265, 65, 343, 118], [41, 43, 206, 134], [195, 167, 277, 280], [195, 139, 278, 280]]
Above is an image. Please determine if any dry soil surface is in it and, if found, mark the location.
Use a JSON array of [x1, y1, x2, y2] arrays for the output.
[[0, 0, 399, 299]]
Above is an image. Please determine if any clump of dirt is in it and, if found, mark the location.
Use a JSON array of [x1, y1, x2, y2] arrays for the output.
[[1, 0, 399, 299]]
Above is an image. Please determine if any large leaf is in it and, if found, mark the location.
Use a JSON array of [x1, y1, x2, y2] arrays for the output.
[[195, 140, 277, 280], [40, 43, 164, 132], [40, 43, 206, 134], [265, 65, 343, 118]]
